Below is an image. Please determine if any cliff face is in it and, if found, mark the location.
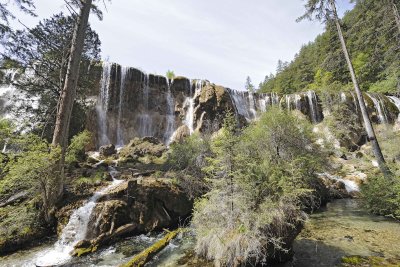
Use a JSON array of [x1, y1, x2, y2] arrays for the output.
[[88, 62, 400, 148]]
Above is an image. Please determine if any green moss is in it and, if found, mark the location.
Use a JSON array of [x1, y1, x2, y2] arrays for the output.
[[341, 256, 400, 267], [72, 245, 98, 257], [120, 229, 182, 267], [342, 256, 364, 265]]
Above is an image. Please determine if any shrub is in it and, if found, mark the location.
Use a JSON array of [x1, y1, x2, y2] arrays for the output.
[[167, 133, 212, 198], [66, 130, 92, 164], [192, 108, 325, 265], [361, 173, 400, 220]]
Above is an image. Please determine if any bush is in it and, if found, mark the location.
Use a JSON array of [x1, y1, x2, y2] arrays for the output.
[[66, 130, 92, 164], [361, 174, 400, 220], [167, 133, 211, 198], [192, 108, 325, 265]]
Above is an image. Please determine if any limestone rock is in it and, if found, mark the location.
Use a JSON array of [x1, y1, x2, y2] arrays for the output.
[[99, 144, 116, 157]]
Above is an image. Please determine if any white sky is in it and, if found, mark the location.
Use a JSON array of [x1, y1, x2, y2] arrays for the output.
[[7, 0, 354, 89]]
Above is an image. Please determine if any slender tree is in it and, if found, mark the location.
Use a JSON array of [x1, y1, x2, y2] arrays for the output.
[[389, 0, 400, 33], [298, 0, 390, 176], [52, 0, 93, 204]]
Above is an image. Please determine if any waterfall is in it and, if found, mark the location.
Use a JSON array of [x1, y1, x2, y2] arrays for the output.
[[184, 80, 201, 134], [388, 96, 400, 111], [228, 89, 253, 121], [248, 91, 257, 119], [258, 94, 268, 112], [2, 139, 8, 153], [340, 92, 347, 102], [350, 91, 359, 114], [306, 91, 320, 123], [116, 67, 128, 146], [137, 74, 153, 137], [35, 167, 123, 266], [164, 79, 176, 144], [388, 96, 400, 122], [97, 62, 112, 146], [366, 93, 389, 124]]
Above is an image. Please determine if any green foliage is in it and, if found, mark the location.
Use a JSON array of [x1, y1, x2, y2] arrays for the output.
[[66, 130, 91, 165], [166, 70, 175, 80], [259, 0, 399, 94], [168, 133, 210, 172], [2, 13, 101, 140], [0, 139, 60, 198], [192, 108, 325, 265], [323, 94, 364, 150], [167, 133, 212, 198], [361, 173, 400, 220], [245, 76, 255, 92]]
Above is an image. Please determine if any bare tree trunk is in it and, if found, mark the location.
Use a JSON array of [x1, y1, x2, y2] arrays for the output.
[[51, 0, 93, 210], [329, 0, 390, 176], [390, 0, 400, 34]]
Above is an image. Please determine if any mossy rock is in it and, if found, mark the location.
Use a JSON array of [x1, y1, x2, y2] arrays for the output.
[[341, 255, 400, 267]]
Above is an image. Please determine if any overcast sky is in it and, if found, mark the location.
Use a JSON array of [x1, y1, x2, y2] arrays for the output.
[[8, 0, 354, 89]]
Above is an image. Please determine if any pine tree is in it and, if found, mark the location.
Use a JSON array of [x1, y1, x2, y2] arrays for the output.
[[298, 0, 391, 176]]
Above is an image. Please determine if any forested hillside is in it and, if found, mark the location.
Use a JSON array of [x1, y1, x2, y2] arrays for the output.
[[258, 0, 400, 94]]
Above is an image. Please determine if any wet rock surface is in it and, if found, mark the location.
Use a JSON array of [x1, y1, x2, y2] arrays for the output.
[[291, 199, 400, 267]]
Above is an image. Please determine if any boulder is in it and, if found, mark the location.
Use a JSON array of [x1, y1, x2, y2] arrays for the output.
[[119, 137, 167, 159], [171, 125, 190, 143], [79, 179, 192, 246], [99, 144, 116, 157]]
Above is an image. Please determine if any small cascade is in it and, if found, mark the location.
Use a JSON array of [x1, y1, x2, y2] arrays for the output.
[[388, 96, 400, 122], [350, 91, 359, 114], [258, 95, 268, 112], [319, 173, 360, 193], [228, 89, 254, 121], [137, 74, 153, 137], [184, 80, 201, 134], [306, 91, 320, 123], [2, 139, 8, 153], [388, 96, 400, 112], [116, 67, 128, 146], [340, 92, 347, 102], [366, 93, 389, 124], [35, 167, 123, 266], [164, 79, 176, 144], [97, 62, 112, 146], [248, 91, 257, 119]]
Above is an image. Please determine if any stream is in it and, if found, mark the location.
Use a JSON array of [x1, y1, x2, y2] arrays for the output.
[[1, 199, 399, 266]]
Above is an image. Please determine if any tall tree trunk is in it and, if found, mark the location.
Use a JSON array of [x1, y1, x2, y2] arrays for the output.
[[329, 0, 390, 176], [389, 0, 400, 34], [51, 0, 93, 211]]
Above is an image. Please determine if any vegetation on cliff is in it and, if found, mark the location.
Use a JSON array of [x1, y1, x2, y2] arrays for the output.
[[169, 108, 327, 265], [259, 0, 400, 95]]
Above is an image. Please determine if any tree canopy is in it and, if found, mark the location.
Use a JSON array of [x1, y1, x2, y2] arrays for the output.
[[259, 0, 400, 95]]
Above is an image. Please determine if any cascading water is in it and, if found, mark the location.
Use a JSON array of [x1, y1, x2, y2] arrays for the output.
[[306, 90, 320, 123], [388, 96, 400, 112], [184, 80, 201, 134], [116, 67, 128, 146], [138, 73, 153, 137], [164, 79, 176, 144], [228, 89, 254, 121], [248, 90, 257, 119], [97, 62, 112, 146], [388, 95, 400, 122], [35, 167, 123, 266], [366, 93, 389, 124]]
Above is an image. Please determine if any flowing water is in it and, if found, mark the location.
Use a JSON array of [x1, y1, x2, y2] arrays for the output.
[[366, 93, 389, 124], [116, 67, 128, 146], [291, 199, 400, 267], [164, 79, 176, 144], [1, 167, 123, 267], [183, 80, 201, 134], [97, 62, 112, 146]]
